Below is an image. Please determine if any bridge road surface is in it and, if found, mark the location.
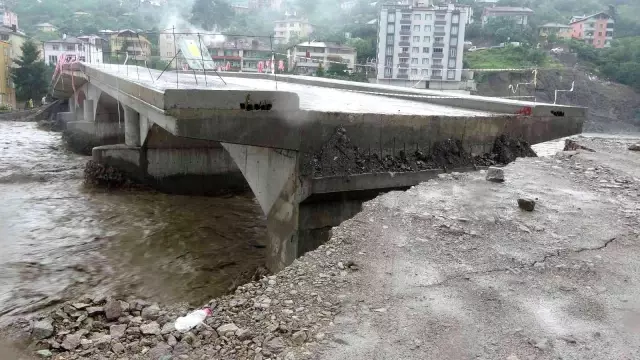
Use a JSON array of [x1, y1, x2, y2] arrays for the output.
[[82, 64, 501, 117]]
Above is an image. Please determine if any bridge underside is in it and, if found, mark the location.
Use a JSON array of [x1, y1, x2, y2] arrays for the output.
[[53, 64, 587, 271]]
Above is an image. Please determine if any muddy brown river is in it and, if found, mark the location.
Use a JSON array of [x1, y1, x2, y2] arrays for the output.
[[0, 122, 266, 326]]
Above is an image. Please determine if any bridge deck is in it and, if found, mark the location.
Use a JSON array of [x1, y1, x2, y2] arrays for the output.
[[84, 64, 498, 117]]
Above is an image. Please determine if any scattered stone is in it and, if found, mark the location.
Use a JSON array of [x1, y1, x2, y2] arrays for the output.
[[217, 323, 239, 335], [71, 303, 90, 310], [629, 144, 640, 151], [86, 306, 103, 316], [112, 342, 126, 354], [61, 333, 82, 350], [531, 337, 551, 351], [104, 299, 123, 320], [265, 337, 286, 353], [140, 322, 161, 335], [80, 338, 92, 349], [161, 322, 174, 335], [32, 319, 54, 340], [486, 166, 505, 183], [517, 198, 536, 212], [110, 324, 127, 338], [167, 334, 178, 347], [141, 304, 161, 320], [564, 139, 595, 152], [92, 334, 111, 351], [236, 328, 253, 340], [36, 349, 53, 358], [292, 331, 307, 346]]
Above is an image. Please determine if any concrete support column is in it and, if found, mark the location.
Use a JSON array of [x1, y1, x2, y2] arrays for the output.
[[222, 142, 301, 271], [124, 106, 141, 146], [83, 99, 95, 122], [69, 96, 76, 113]]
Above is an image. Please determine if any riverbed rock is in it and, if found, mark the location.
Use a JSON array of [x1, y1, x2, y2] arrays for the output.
[[167, 334, 177, 347], [517, 198, 536, 212], [80, 338, 93, 349], [629, 144, 640, 151], [141, 322, 161, 335], [161, 322, 174, 335], [236, 328, 253, 340], [112, 341, 126, 354], [217, 323, 239, 335], [148, 343, 172, 360], [265, 337, 286, 353], [141, 304, 160, 320], [71, 303, 90, 310], [32, 319, 54, 340], [36, 349, 53, 358], [110, 324, 127, 338], [61, 333, 82, 350], [92, 334, 111, 351], [86, 306, 103, 316], [104, 299, 123, 320], [486, 167, 505, 183], [291, 331, 307, 346]]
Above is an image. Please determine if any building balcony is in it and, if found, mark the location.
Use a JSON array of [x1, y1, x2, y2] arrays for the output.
[[433, 42, 445, 48], [398, 63, 409, 68], [434, 31, 446, 36], [435, 20, 447, 25], [398, 52, 410, 57], [431, 64, 443, 69], [431, 75, 442, 80], [399, 41, 410, 46], [397, 74, 409, 78], [400, 19, 412, 24], [399, 30, 411, 35], [432, 52, 444, 58]]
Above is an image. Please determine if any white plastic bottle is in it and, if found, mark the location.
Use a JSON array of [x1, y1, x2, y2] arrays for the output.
[[174, 308, 212, 332]]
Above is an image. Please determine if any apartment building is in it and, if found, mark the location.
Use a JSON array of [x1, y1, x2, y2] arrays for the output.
[[290, 41, 357, 75], [377, 2, 469, 89], [100, 30, 152, 61], [0, 40, 15, 108], [273, 18, 314, 45], [569, 12, 614, 48], [43, 35, 106, 65], [481, 6, 533, 27], [0, 25, 27, 60], [538, 23, 572, 40]]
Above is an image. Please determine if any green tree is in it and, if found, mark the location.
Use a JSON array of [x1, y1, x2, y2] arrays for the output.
[[316, 62, 325, 77], [347, 37, 375, 63], [11, 41, 49, 102], [190, 0, 233, 31]]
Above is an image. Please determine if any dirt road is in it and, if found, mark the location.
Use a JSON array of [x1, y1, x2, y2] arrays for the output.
[[311, 137, 640, 360]]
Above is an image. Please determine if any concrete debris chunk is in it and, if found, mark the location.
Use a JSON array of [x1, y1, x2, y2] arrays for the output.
[[518, 198, 536, 212], [486, 166, 505, 182]]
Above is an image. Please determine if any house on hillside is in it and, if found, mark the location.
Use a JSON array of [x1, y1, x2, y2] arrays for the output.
[[99, 30, 152, 61], [273, 18, 314, 45], [481, 6, 533, 27], [569, 11, 614, 48], [539, 23, 572, 40], [1, 9, 18, 29], [43, 35, 105, 65], [35, 23, 57, 33], [289, 41, 357, 75]]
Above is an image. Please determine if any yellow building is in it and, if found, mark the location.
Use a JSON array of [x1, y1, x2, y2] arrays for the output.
[[0, 40, 16, 108], [538, 23, 572, 40], [0, 25, 28, 60], [100, 30, 152, 61]]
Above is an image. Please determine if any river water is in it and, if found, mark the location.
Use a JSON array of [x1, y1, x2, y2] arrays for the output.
[[0, 122, 266, 326]]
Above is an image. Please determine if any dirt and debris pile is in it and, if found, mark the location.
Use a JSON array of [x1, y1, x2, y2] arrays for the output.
[[84, 160, 142, 189], [563, 139, 595, 152], [308, 127, 536, 177]]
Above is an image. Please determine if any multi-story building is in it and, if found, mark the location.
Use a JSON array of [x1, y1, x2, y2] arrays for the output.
[[289, 41, 357, 75], [273, 18, 314, 45], [1, 9, 17, 29], [481, 6, 533, 27], [35, 22, 57, 33], [569, 12, 614, 48], [43, 36, 105, 65], [0, 25, 27, 60], [377, 2, 469, 89], [0, 40, 15, 108], [100, 30, 152, 61], [538, 23, 572, 40]]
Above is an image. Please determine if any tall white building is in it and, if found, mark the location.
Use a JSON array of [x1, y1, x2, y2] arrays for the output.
[[43, 36, 105, 65], [377, 2, 470, 90], [289, 41, 357, 75]]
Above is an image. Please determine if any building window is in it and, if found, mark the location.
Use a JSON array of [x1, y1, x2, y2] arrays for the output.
[[413, 36, 420, 42], [447, 70, 455, 79], [450, 37, 458, 46], [424, 25, 431, 32], [434, 36, 444, 43], [425, 14, 432, 21], [167, 51, 173, 57], [411, 58, 418, 64], [401, 47, 409, 53], [600, 23, 604, 28], [402, 14, 411, 20], [451, 26, 458, 35], [387, 24, 395, 33], [398, 68, 407, 74], [452, 14, 459, 23], [414, 14, 421, 20], [422, 58, 429, 64], [401, 36, 410, 41], [384, 67, 392, 76], [435, 26, 445, 33], [423, 47, 429, 53], [52, 44, 59, 50], [597, 40, 601, 45], [433, 59, 442, 65], [411, 68, 418, 75], [424, 36, 430, 42], [448, 59, 456, 68], [433, 48, 443, 53], [449, 48, 457, 57], [387, 13, 395, 22], [598, 32, 602, 36], [386, 34, 394, 43], [401, 25, 410, 31], [289, 23, 294, 27], [385, 56, 393, 66], [433, 69, 442, 76], [421, 69, 428, 75], [399, 58, 408, 63], [79, 56, 86, 62], [436, 14, 445, 20], [413, 25, 420, 32], [66, 45, 75, 51], [48, 55, 58, 64], [412, 47, 419, 53]]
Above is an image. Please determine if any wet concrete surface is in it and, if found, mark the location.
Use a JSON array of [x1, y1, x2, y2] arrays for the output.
[[315, 136, 640, 360], [0, 122, 266, 326]]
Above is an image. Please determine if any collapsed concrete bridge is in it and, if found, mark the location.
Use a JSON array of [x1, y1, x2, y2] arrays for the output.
[[52, 63, 585, 271]]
